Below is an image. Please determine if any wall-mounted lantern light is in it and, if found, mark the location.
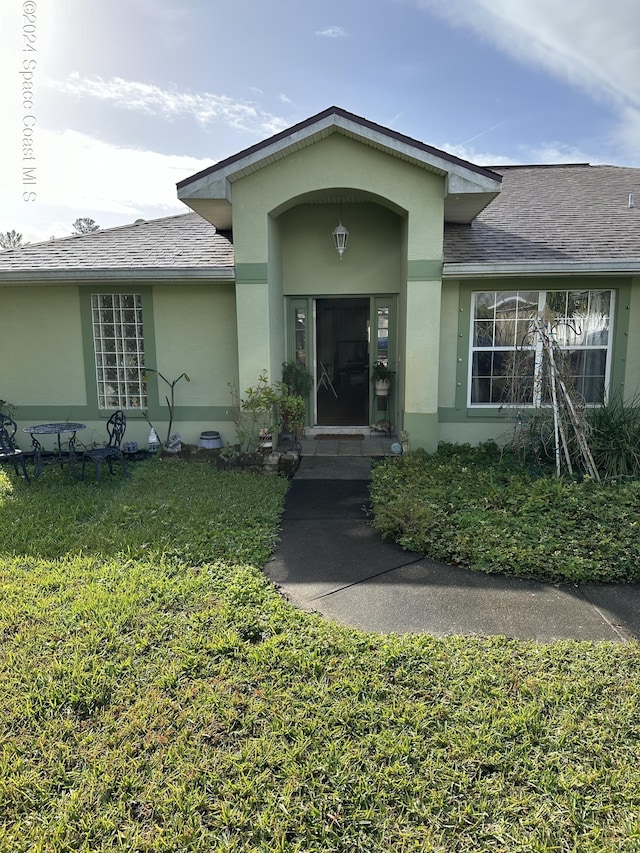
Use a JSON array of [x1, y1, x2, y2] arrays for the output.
[[332, 214, 349, 260]]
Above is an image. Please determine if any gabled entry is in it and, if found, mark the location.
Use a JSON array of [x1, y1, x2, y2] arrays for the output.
[[178, 106, 503, 451]]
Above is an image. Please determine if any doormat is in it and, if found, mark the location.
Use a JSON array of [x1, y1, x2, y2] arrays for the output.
[[314, 433, 365, 441]]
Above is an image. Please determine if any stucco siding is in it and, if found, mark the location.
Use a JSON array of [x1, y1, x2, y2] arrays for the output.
[[404, 280, 441, 415], [152, 283, 237, 407], [232, 133, 444, 266], [1, 285, 86, 407], [623, 277, 640, 400], [280, 203, 403, 296], [438, 420, 513, 446], [438, 279, 459, 409], [1, 280, 239, 449]]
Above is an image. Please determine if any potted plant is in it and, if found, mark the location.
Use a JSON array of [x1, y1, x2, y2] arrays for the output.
[[281, 361, 313, 397], [280, 361, 311, 440], [371, 361, 392, 396], [279, 393, 306, 439], [228, 371, 280, 455]]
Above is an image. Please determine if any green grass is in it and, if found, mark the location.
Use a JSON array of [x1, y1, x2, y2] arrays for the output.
[[370, 444, 640, 583], [1, 459, 640, 851]]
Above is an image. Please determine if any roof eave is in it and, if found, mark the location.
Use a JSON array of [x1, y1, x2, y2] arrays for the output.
[[0, 267, 235, 285], [443, 260, 640, 278], [178, 107, 502, 189]]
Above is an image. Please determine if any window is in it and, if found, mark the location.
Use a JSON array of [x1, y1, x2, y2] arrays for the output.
[[376, 305, 389, 366], [91, 294, 147, 409], [469, 289, 612, 406], [294, 306, 307, 368]]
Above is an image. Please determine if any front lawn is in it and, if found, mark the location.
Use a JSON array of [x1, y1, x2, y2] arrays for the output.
[[1, 460, 639, 852], [370, 444, 640, 584]]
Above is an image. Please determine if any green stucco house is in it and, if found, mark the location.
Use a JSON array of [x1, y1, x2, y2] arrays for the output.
[[1, 106, 640, 451]]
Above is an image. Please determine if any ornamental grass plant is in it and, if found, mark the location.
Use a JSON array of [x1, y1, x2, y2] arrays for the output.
[[1, 460, 640, 851], [586, 393, 640, 480]]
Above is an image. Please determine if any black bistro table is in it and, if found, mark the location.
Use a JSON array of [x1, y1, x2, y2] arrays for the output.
[[23, 422, 87, 479]]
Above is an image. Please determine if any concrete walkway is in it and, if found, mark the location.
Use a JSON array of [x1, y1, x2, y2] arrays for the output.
[[266, 455, 640, 642], [298, 434, 395, 457]]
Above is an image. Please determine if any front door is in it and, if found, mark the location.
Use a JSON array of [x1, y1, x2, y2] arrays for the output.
[[316, 297, 370, 425], [286, 296, 396, 429]]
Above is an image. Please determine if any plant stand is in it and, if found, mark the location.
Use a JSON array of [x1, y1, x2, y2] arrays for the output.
[[278, 430, 302, 453]]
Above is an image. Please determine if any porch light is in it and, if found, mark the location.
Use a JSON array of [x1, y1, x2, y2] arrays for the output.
[[332, 220, 349, 260]]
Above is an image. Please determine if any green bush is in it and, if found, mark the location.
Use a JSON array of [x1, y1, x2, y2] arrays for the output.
[[503, 395, 640, 482], [371, 444, 640, 583], [587, 393, 640, 479]]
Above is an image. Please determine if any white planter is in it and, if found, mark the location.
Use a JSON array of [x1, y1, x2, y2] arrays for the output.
[[375, 379, 391, 396]]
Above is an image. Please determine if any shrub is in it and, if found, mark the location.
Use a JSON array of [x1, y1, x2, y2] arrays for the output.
[[281, 360, 313, 397], [586, 393, 640, 479], [370, 444, 640, 583]]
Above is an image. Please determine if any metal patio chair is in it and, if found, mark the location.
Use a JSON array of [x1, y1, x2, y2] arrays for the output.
[[0, 412, 30, 482], [81, 410, 128, 481]]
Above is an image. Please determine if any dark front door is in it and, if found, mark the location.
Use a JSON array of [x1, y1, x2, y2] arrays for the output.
[[315, 297, 370, 425]]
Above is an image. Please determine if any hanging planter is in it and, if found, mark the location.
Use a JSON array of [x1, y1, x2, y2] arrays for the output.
[[371, 362, 393, 397]]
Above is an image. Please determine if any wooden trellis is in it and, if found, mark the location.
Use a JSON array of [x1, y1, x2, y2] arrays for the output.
[[531, 317, 600, 481]]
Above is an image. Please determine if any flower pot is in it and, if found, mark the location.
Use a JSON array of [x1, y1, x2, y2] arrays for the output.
[[198, 430, 223, 449], [375, 379, 391, 397]]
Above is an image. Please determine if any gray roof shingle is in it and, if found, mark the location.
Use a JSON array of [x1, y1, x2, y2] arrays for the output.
[[0, 213, 233, 278], [444, 164, 640, 267], [2, 165, 640, 279]]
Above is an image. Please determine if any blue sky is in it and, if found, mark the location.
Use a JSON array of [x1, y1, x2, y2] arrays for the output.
[[1, 0, 639, 243]]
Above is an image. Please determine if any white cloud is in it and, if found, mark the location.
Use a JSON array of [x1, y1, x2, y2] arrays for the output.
[[316, 25, 348, 38], [438, 142, 518, 168], [524, 142, 594, 165], [414, 0, 640, 104], [445, 125, 594, 167], [0, 126, 212, 243], [442, 139, 600, 168], [38, 128, 209, 210], [48, 73, 290, 137], [279, 93, 292, 104], [412, 0, 640, 162], [610, 106, 640, 163]]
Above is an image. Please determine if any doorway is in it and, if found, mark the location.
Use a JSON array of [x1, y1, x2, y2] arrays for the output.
[[316, 298, 370, 425]]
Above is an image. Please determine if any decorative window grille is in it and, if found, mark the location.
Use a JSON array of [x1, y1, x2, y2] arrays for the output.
[[376, 306, 389, 365], [294, 307, 307, 368], [91, 294, 147, 409], [469, 290, 612, 406]]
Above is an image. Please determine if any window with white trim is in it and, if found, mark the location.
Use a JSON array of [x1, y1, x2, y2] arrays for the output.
[[469, 289, 612, 406], [91, 294, 147, 409]]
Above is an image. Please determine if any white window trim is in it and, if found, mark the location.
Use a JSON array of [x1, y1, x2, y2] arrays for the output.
[[467, 289, 615, 408]]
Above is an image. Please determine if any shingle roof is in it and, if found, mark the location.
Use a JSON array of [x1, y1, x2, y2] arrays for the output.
[[444, 164, 640, 267], [2, 165, 640, 280], [0, 213, 233, 280]]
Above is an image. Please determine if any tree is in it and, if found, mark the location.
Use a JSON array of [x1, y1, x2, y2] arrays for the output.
[[72, 217, 100, 234], [0, 230, 24, 249]]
